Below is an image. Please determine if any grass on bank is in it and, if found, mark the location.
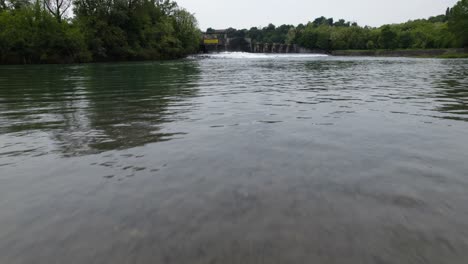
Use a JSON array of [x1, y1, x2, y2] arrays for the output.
[[331, 48, 468, 58], [437, 53, 468, 58]]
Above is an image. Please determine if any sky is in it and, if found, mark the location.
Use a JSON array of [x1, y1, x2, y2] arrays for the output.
[[176, 0, 459, 31]]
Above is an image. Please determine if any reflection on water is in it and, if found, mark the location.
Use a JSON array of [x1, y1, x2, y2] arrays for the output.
[[0, 62, 201, 156], [1, 56, 468, 264]]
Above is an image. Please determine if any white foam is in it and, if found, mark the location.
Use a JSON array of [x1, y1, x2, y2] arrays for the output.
[[190, 52, 329, 60]]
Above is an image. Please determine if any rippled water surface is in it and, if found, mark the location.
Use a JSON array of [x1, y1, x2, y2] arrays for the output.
[[1, 53, 468, 263]]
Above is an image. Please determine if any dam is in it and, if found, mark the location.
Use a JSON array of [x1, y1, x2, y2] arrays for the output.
[[200, 29, 326, 54]]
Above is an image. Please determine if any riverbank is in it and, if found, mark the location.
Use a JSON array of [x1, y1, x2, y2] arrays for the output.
[[331, 48, 468, 58]]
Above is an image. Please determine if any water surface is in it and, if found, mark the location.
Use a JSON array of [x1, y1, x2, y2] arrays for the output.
[[1, 53, 468, 263]]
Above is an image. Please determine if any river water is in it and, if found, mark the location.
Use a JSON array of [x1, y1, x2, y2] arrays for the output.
[[1, 53, 468, 263]]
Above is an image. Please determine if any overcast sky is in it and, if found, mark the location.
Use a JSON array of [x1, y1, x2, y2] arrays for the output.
[[176, 0, 459, 30]]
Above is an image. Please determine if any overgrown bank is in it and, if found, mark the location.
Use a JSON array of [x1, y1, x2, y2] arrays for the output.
[[331, 48, 468, 58], [214, 0, 468, 54], [0, 0, 201, 64], [2, 0, 468, 64]]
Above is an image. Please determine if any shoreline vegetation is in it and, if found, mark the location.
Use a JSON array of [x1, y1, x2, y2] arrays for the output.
[[0, 0, 200, 64], [215, 0, 468, 59], [0, 0, 467, 64], [330, 48, 468, 58]]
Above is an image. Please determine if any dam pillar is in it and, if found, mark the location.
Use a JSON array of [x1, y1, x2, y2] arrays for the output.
[[280, 44, 286, 53], [255, 43, 262, 53], [292, 44, 298, 53]]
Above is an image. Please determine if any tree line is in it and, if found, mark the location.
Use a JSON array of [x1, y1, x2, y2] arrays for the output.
[[0, 0, 200, 64], [211, 0, 468, 51], [1, 0, 467, 64]]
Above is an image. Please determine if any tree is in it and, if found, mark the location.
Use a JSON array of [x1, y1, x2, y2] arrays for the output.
[[315, 25, 331, 50], [379, 25, 397, 49], [312, 16, 329, 27], [156, 0, 177, 15], [286, 27, 296, 44], [8, 0, 31, 9], [173, 8, 200, 54], [43, 0, 71, 22], [0, 0, 7, 10], [265, 23, 275, 31], [399, 31, 413, 48], [334, 19, 350, 27], [448, 0, 468, 46]]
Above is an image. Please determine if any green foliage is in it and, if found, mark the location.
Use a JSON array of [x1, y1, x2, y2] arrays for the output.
[[218, 1, 466, 51], [242, 24, 294, 44], [379, 25, 397, 49], [438, 53, 468, 58], [1, 0, 465, 64], [0, 0, 201, 64], [448, 0, 468, 46], [172, 8, 201, 55], [0, 3, 89, 63], [73, 0, 200, 61]]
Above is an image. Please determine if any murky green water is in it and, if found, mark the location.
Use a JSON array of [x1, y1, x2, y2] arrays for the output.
[[1, 54, 468, 263]]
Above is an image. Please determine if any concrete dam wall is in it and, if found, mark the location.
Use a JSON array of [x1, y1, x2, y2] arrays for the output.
[[201, 36, 327, 54]]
